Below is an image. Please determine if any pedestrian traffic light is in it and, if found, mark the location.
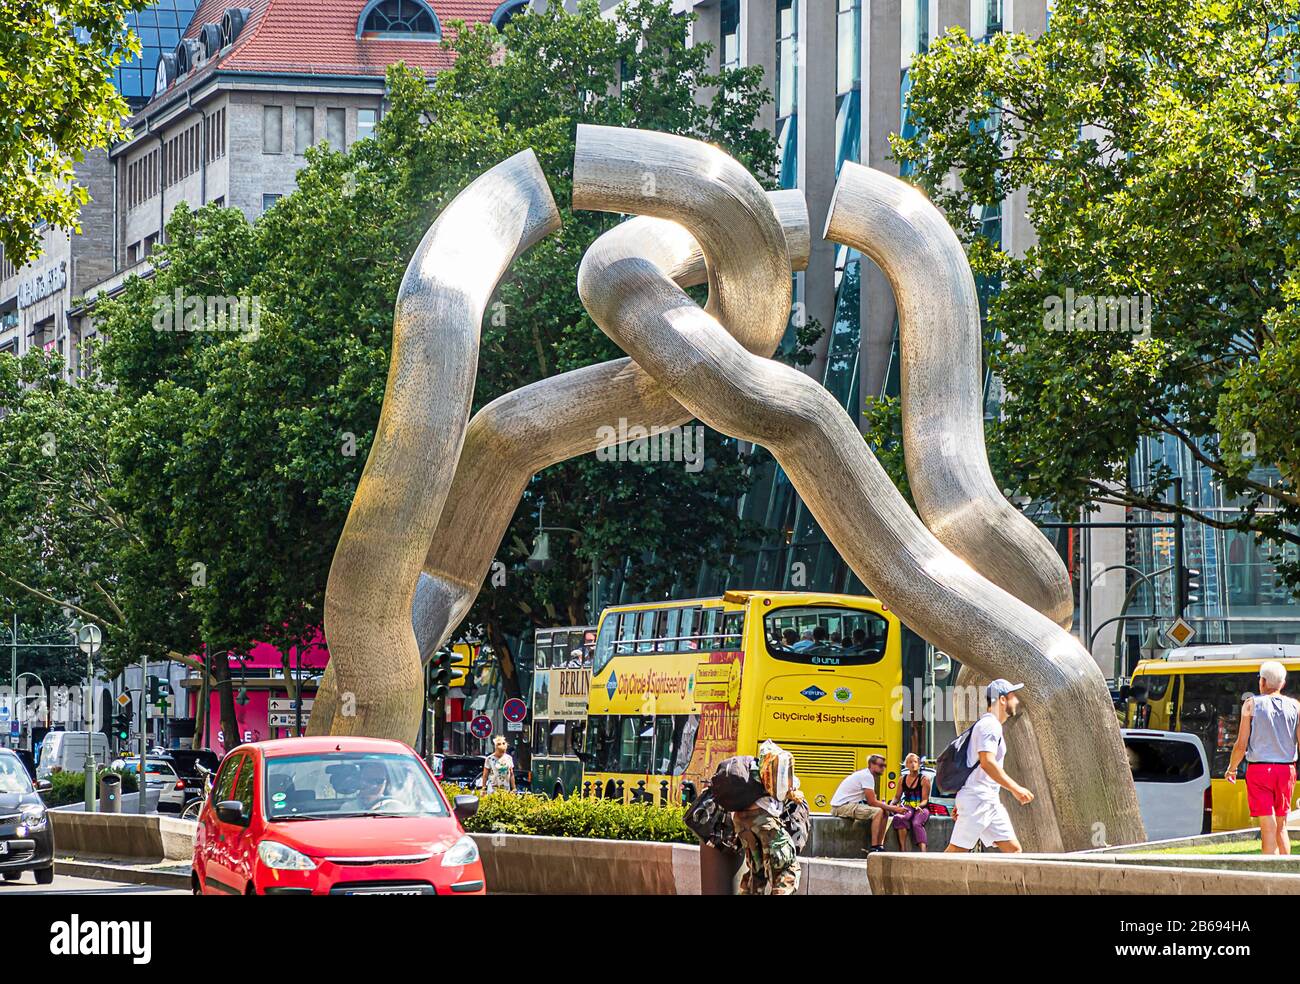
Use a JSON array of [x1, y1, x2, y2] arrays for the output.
[[428, 650, 452, 702]]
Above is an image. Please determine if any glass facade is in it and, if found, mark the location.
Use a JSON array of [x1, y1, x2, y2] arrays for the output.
[[114, 0, 202, 108], [720, 0, 740, 72]]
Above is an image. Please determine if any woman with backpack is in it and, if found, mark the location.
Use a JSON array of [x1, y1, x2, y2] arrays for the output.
[[890, 753, 931, 851]]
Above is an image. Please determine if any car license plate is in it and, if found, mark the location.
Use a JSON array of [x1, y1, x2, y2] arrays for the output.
[[0, 841, 8, 855], [342, 887, 426, 895]]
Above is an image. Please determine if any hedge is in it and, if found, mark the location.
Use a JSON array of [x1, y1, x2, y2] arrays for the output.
[[442, 785, 694, 844], [41, 769, 140, 807]]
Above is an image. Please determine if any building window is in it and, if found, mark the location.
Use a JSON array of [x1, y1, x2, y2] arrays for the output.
[[295, 107, 315, 154], [357, 107, 378, 143], [263, 106, 283, 154], [776, 0, 798, 120], [490, 0, 527, 31], [207, 107, 227, 162], [720, 0, 740, 72], [326, 108, 346, 151], [262, 193, 282, 213], [357, 0, 441, 39], [837, 0, 860, 94], [971, 0, 1003, 39]]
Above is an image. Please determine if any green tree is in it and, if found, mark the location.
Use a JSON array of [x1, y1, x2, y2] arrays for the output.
[[888, 0, 1300, 585], [86, 0, 780, 703], [0, 0, 147, 266]]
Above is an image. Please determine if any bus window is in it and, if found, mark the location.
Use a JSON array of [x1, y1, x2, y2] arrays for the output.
[[722, 612, 744, 649], [533, 719, 548, 752], [680, 607, 701, 649], [1179, 673, 1257, 775], [618, 716, 652, 773], [652, 715, 676, 773], [658, 609, 681, 652], [671, 715, 698, 774], [764, 604, 890, 665], [547, 721, 569, 757], [594, 617, 617, 674], [699, 608, 721, 649], [589, 715, 620, 772], [617, 612, 637, 655], [636, 611, 657, 653]]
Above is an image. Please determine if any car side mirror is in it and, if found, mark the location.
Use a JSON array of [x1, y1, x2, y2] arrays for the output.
[[34, 779, 52, 793], [216, 800, 247, 825], [453, 795, 479, 821]]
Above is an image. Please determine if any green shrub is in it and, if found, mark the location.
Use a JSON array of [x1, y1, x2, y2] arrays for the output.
[[42, 768, 139, 807], [442, 785, 694, 844]]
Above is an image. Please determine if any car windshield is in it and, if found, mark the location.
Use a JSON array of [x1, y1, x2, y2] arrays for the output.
[[0, 755, 34, 794], [265, 752, 447, 820]]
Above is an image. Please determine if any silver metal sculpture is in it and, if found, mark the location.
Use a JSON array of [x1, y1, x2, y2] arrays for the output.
[[312, 126, 1143, 851]]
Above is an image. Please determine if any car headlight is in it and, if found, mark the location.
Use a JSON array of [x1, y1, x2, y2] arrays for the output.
[[20, 804, 47, 829], [441, 834, 479, 867], [257, 840, 317, 870]]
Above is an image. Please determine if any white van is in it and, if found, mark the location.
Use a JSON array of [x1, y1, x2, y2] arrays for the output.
[[36, 730, 110, 779], [1121, 729, 1211, 842]]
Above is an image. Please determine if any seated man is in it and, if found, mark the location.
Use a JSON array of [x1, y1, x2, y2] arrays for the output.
[[830, 755, 910, 852], [791, 629, 816, 652]]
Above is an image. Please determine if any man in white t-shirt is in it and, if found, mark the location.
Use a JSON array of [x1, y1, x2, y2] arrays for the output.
[[830, 755, 910, 852], [945, 679, 1034, 853]]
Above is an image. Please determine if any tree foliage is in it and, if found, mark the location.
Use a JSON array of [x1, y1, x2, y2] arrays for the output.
[[0, 0, 147, 265], [889, 0, 1300, 585]]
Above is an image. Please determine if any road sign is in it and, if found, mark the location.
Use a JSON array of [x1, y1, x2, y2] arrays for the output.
[[506, 720, 523, 732], [269, 698, 314, 713], [8, 722, 17, 738], [503, 698, 527, 723], [470, 714, 493, 739], [269, 712, 311, 728], [1165, 618, 1197, 647], [76, 623, 102, 655], [0, 706, 8, 723], [117, 692, 131, 707]]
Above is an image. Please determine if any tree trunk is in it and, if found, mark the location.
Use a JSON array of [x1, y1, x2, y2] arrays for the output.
[[209, 654, 240, 752]]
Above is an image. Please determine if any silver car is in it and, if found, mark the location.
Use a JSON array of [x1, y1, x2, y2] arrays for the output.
[[1121, 729, 1211, 842]]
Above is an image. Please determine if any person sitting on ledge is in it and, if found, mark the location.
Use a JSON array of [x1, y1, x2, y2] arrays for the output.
[[830, 755, 910, 853]]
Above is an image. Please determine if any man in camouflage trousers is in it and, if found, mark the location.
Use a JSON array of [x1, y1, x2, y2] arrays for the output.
[[733, 796, 800, 895]]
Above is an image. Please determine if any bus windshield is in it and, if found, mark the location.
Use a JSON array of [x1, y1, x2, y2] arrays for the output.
[[764, 604, 889, 665]]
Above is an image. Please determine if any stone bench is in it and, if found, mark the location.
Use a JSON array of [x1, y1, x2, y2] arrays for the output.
[[806, 812, 953, 858]]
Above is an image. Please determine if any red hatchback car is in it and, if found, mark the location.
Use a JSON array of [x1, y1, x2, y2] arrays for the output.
[[192, 736, 485, 895]]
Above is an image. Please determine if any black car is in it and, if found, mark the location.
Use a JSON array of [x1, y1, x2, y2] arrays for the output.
[[167, 748, 221, 805], [0, 749, 53, 885]]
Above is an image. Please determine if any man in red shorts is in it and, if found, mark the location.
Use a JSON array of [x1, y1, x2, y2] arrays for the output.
[[1225, 660, 1300, 854]]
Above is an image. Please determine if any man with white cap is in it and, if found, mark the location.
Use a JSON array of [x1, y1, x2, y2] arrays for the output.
[[946, 678, 1034, 853]]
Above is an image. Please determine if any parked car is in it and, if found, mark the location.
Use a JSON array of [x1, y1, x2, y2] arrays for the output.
[[168, 749, 222, 808], [1121, 729, 1212, 841], [36, 730, 109, 778], [0, 748, 54, 885], [439, 754, 487, 789], [115, 755, 185, 813], [192, 736, 484, 895]]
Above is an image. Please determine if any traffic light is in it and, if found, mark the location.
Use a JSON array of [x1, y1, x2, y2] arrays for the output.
[[113, 711, 130, 743], [1179, 566, 1202, 612], [147, 675, 172, 704], [449, 643, 473, 689], [428, 650, 452, 702]]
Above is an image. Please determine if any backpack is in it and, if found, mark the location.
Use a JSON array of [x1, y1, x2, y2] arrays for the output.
[[684, 789, 739, 851], [708, 756, 768, 812], [934, 723, 979, 796]]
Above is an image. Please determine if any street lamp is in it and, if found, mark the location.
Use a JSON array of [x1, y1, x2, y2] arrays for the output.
[[527, 504, 600, 624], [75, 623, 102, 813]]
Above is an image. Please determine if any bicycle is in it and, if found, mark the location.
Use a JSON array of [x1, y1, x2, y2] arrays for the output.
[[180, 762, 213, 821]]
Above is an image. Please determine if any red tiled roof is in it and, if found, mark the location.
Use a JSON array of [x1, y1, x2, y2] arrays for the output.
[[182, 0, 502, 78]]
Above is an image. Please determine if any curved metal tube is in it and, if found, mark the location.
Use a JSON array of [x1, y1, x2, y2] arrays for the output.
[[317, 150, 561, 742], [309, 181, 807, 737], [825, 164, 1073, 629], [574, 130, 1143, 850]]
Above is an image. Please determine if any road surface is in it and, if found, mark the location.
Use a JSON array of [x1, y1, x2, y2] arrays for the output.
[[0, 873, 186, 895]]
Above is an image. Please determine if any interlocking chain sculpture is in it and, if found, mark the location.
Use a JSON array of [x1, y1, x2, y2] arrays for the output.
[[310, 127, 1144, 851]]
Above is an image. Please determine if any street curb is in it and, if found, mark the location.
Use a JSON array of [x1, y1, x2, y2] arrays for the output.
[[54, 858, 190, 890]]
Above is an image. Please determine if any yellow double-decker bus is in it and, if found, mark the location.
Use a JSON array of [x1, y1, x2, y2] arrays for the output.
[[1125, 644, 1300, 831], [581, 590, 926, 813]]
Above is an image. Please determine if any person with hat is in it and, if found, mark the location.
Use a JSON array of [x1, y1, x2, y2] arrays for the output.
[[946, 678, 1034, 853]]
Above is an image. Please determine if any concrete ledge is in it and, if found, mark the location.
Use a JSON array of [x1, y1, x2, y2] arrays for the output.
[[1086, 827, 1259, 854], [867, 852, 1300, 895], [808, 814, 953, 857], [51, 811, 196, 862], [55, 858, 191, 890], [475, 833, 870, 894]]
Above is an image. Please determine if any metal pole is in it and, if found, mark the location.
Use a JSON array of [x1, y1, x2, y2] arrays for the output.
[[138, 652, 148, 814], [1173, 476, 1187, 616], [84, 641, 95, 813], [9, 614, 15, 750], [201, 647, 210, 750]]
